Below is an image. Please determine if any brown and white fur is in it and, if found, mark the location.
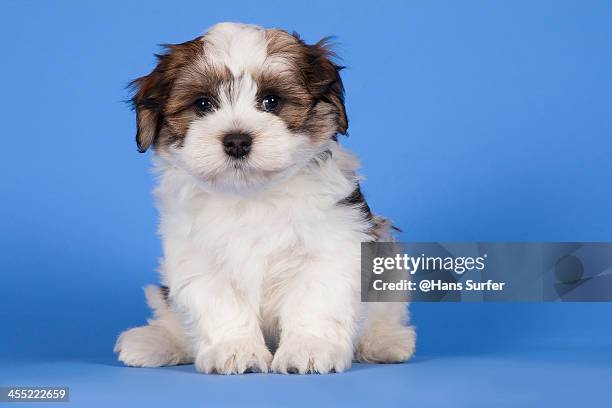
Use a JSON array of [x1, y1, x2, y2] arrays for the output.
[[114, 22, 415, 374]]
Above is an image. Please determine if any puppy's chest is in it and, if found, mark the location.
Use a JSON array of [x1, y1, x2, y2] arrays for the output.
[[187, 193, 344, 265]]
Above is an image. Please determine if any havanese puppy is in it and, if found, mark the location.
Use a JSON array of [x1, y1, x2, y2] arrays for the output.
[[114, 22, 415, 374]]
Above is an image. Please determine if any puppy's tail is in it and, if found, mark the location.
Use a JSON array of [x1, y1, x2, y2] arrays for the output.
[[144, 284, 170, 316], [114, 285, 193, 367]]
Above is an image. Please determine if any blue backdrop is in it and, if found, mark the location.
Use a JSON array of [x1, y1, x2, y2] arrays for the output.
[[2, 1, 611, 407]]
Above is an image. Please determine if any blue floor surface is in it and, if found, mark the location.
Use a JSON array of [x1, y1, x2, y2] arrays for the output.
[[5, 348, 611, 408]]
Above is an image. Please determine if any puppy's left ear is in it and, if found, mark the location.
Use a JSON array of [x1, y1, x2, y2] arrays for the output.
[[305, 38, 348, 135]]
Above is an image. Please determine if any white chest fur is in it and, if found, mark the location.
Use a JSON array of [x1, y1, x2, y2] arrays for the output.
[[154, 147, 371, 324]]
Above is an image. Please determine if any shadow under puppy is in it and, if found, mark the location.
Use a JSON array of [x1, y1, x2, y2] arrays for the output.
[[114, 22, 415, 374]]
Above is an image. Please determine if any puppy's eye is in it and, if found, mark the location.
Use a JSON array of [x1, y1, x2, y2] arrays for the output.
[[194, 97, 213, 113], [261, 95, 281, 112]]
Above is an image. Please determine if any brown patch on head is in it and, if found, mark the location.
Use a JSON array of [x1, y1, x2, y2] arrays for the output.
[[131, 37, 207, 152], [261, 30, 348, 141], [163, 62, 232, 146]]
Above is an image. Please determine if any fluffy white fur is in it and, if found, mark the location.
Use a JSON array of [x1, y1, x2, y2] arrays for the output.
[[114, 23, 415, 374]]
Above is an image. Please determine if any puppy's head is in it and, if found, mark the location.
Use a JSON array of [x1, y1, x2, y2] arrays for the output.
[[132, 23, 347, 193]]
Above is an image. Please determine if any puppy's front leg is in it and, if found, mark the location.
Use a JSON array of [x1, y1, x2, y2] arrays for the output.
[[271, 258, 359, 374], [175, 275, 271, 374]]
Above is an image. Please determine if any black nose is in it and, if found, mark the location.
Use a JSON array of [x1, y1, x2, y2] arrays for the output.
[[223, 132, 252, 158]]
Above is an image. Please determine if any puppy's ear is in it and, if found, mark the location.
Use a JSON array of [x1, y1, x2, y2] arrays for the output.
[[304, 38, 348, 135], [131, 70, 166, 153], [130, 38, 203, 152]]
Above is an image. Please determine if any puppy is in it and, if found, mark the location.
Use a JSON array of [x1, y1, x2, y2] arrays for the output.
[[114, 22, 415, 374]]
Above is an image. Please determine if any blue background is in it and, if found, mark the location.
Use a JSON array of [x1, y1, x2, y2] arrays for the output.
[[2, 1, 611, 406]]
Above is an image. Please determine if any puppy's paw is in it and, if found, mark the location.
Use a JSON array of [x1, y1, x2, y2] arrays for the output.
[[271, 336, 352, 374], [114, 325, 190, 367], [195, 339, 272, 374], [356, 324, 416, 363]]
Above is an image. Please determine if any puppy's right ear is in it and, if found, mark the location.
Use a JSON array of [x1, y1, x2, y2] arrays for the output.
[[130, 38, 203, 153], [131, 69, 167, 153]]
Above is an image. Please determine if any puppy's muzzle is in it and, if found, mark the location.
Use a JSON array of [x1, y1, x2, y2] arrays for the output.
[[223, 132, 252, 159]]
